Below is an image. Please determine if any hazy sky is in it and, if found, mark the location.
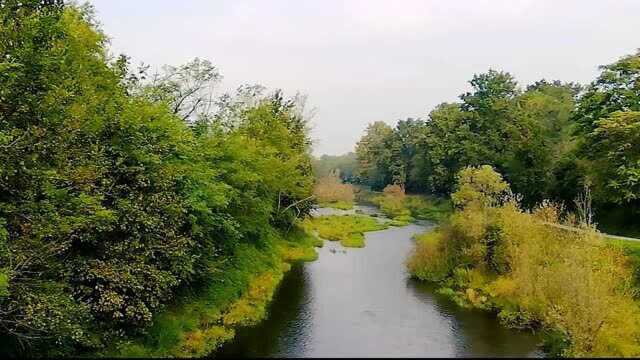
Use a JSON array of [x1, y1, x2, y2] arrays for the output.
[[90, 0, 639, 155]]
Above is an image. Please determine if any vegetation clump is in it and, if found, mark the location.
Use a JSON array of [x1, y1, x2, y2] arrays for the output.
[[407, 165, 640, 357], [364, 185, 452, 225], [313, 174, 355, 210], [110, 226, 320, 357], [302, 215, 387, 248]]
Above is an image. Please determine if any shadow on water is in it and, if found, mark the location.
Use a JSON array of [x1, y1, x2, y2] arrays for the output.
[[405, 279, 543, 358], [216, 265, 313, 358], [215, 215, 543, 358]]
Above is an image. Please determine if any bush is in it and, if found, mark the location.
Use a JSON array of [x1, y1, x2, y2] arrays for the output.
[[407, 231, 454, 281], [313, 175, 355, 208], [408, 165, 640, 357]]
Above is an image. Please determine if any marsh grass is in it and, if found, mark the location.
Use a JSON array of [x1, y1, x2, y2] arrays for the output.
[[314, 175, 355, 210], [364, 187, 452, 225], [318, 200, 354, 210], [302, 214, 388, 248]]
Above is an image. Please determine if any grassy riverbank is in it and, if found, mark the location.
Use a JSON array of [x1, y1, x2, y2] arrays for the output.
[[318, 200, 354, 210], [407, 166, 640, 357], [109, 227, 321, 357], [358, 187, 452, 225], [302, 215, 388, 247]]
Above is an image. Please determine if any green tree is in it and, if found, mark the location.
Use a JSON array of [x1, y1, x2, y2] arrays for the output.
[[503, 81, 577, 205], [573, 50, 640, 132], [586, 111, 640, 203], [355, 121, 393, 190]]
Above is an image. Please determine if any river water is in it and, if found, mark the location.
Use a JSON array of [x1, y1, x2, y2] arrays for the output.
[[216, 206, 542, 358]]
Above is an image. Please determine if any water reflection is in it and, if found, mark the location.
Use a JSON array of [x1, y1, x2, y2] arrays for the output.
[[216, 216, 542, 358]]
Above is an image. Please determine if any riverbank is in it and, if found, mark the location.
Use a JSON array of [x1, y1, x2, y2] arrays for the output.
[[356, 188, 452, 225], [216, 218, 541, 357], [406, 166, 640, 357], [109, 227, 321, 357]]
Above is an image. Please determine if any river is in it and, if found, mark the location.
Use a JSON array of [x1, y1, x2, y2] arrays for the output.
[[216, 206, 543, 358]]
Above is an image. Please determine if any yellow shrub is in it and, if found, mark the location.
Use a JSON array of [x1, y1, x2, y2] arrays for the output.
[[489, 276, 517, 298], [178, 326, 235, 357], [314, 175, 355, 204], [408, 164, 640, 356], [222, 272, 282, 327], [496, 204, 640, 356], [407, 231, 453, 281]]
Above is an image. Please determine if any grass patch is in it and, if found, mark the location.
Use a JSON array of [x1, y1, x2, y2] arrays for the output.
[[107, 226, 319, 358], [362, 188, 452, 225], [302, 214, 388, 248], [404, 195, 452, 222], [318, 200, 354, 210], [607, 238, 640, 287], [608, 238, 640, 260]]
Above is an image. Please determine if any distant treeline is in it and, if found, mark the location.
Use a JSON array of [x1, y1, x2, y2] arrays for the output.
[[0, 1, 314, 356], [312, 152, 358, 182], [317, 51, 640, 234]]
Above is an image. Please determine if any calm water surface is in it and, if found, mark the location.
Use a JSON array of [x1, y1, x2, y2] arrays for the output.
[[216, 206, 543, 358]]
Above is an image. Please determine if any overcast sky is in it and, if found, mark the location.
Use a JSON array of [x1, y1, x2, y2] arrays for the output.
[[90, 0, 639, 156]]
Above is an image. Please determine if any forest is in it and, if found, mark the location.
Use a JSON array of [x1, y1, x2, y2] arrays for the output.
[[324, 55, 640, 236]]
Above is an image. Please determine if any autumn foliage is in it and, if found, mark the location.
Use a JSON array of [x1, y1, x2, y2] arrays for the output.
[[313, 175, 355, 205]]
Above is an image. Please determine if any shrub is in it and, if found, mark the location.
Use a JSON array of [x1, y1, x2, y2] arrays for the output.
[[406, 231, 454, 281], [408, 165, 640, 357], [313, 175, 355, 207]]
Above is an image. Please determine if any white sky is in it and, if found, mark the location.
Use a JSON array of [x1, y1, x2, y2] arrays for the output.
[[90, 0, 639, 155]]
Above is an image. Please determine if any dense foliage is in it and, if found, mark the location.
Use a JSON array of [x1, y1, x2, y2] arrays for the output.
[[407, 166, 640, 357], [0, 1, 315, 356], [351, 53, 640, 234]]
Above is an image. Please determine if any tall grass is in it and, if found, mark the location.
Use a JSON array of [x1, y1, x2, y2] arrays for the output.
[[408, 166, 640, 357]]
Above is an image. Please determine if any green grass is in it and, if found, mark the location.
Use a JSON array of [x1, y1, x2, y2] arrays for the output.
[[610, 239, 640, 292], [387, 214, 414, 226], [318, 200, 354, 210], [302, 214, 388, 248], [107, 226, 319, 358], [360, 190, 453, 225], [404, 195, 453, 222], [608, 238, 640, 272]]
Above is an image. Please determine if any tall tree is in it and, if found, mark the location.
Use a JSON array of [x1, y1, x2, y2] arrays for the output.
[[355, 121, 393, 190]]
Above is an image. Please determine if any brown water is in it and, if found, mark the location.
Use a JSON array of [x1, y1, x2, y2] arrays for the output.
[[215, 207, 543, 358]]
